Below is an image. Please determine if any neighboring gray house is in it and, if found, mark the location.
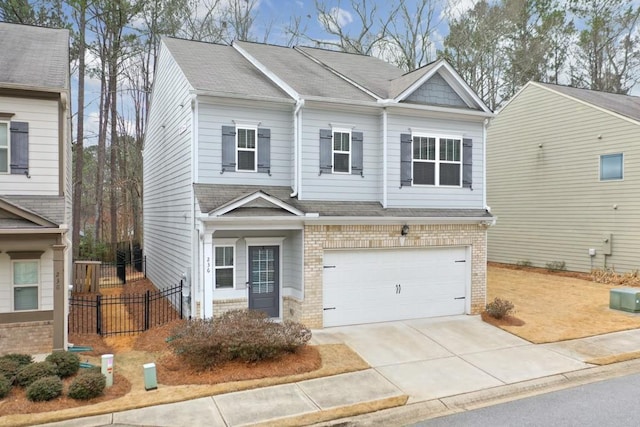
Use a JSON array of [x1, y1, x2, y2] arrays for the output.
[[488, 81, 640, 273], [0, 23, 72, 354], [144, 38, 493, 328]]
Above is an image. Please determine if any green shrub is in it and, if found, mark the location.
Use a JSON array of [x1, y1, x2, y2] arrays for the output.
[[168, 309, 312, 370], [15, 362, 57, 388], [67, 371, 106, 400], [546, 261, 567, 271], [0, 358, 20, 384], [0, 353, 33, 367], [26, 376, 63, 402], [0, 374, 11, 398], [485, 297, 515, 319], [45, 351, 80, 378]]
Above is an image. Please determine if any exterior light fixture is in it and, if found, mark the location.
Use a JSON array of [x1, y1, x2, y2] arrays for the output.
[[401, 225, 409, 236]]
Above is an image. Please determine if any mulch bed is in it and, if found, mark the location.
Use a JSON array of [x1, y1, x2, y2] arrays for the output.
[[488, 261, 593, 281], [481, 310, 525, 327]]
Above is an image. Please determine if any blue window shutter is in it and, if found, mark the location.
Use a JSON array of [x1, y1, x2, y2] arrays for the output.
[[10, 122, 29, 175], [463, 138, 472, 189], [319, 129, 332, 174], [257, 128, 271, 174], [400, 133, 412, 187], [221, 126, 236, 171], [351, 131, 363, 176]]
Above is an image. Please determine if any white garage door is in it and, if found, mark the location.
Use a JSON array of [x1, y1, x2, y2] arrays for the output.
[[323, 246, 468, 327]]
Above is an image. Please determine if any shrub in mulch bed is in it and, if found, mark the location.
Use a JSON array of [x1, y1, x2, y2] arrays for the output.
[[168, 309, 312, 370], [45, 352, 81, 378], [0, 373, 11, 398], [26, 376, 63, 402], [15, 362, 57, 388], [68, 371, 107, 400]]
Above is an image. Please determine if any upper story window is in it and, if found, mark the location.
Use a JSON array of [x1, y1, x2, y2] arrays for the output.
[[0, 121, 8, 173], [332, 129, 351, 173], [412, 134, 461, 186], [221, 125, 271, 175], [236, 127, 257, 172], [401, 132, 472, 189], [600, 153, 623, 181], [319, 128, 363, 176]]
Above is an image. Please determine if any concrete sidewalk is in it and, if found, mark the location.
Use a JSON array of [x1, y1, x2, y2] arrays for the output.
[[37, 316, 640, 427]]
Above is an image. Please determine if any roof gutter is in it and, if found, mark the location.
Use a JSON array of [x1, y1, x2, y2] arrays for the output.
[[378, 99, 495, 118], [197, 214, 493, 226]]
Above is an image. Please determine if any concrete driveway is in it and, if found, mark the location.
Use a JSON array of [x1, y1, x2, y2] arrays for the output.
[[311, 315, 590, 403]]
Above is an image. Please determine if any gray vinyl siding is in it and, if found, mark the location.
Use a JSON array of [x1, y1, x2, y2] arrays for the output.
[[143, 41, 194, 291], [300, 107, 380, 201], [487, 83, 640, 273], [197, 100, 293, 186], [0, 96, 60, 195], [386, 111, 485, 208], [405, 74, 467, 107]]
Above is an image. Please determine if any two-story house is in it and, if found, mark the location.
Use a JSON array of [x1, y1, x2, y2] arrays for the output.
[[144, 38, 493, 328], [0, 23, 72, 354]]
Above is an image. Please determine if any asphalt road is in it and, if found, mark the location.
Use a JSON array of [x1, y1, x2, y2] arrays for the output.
[[411, 372, 640, 427]]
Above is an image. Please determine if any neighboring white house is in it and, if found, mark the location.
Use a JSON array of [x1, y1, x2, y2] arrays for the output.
[[0, 23, 72, 354], [144, 38, 493, 328], [488, 82, 640, 273]]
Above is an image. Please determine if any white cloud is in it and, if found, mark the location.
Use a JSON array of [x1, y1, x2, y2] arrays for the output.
[[319, 7, 353, 33], [442, 0, 479, 21]]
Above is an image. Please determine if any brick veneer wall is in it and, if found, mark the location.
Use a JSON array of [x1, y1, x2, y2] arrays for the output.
[[300, 223, 488, 328], [0, 321, 53, 355], [212, 298, 248, 317]]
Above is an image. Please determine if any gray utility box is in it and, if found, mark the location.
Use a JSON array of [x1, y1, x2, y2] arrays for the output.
[[610, 288, 640, 313]]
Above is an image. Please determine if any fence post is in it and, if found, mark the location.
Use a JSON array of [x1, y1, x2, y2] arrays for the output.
[[180, 280, 184, 320], [144, 290, 150, 331], [96, 294, 102, 335], [144, 255, 147, 278]]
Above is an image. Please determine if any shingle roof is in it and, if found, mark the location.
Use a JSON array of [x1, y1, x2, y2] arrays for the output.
[[387, 62, 439, 99], [0, 23, 69, 91], [294, 46, 404, 98], [162, 38, 291, 101], [235, 41, 375, 102], [537, 83, 640, 123], [0, 196, 65, 225], [193, 184, 492, 219]]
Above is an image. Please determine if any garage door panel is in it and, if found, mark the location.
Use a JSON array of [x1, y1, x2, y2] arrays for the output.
[[323, 247, 468, 327]]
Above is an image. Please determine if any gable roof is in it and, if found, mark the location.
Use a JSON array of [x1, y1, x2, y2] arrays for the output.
[[0, 196, 64, 228], [534, 82, 640, 123], [0, 23, 69, 91], [162, 38, 291, 101], [162, 37, 490, 113]]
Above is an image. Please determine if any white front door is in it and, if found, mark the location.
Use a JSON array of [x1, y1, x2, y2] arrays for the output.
[[323, 247, 468, 327]]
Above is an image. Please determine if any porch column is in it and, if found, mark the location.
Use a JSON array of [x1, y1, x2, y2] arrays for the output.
[[203, 233, 214, 318], [52, 243, 66, 351]]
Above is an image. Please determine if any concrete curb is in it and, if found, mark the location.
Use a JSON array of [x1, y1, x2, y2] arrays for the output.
[[314, 358, 640, 426]]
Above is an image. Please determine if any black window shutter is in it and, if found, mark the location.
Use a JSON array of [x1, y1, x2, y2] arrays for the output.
[[351, 131, 363, 176], [257, 128, 271, 174], [400, 133, 412, 187], [221, 126, 236, 171], [319, 129, 332, 174], [462, 138, 472, 189], [10, 122, 29, 175]]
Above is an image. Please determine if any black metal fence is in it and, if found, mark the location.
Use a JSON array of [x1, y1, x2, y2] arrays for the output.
[[69, 281, 183, 336], [97, 255, 146, 288]]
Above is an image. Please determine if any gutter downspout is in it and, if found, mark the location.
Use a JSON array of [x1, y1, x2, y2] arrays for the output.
[[383, 108, 388, 208], [483, 118, 489, 211], [291, 99, 304, 198]]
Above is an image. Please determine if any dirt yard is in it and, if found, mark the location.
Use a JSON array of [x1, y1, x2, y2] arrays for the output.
[[487, 263, 640, 343]]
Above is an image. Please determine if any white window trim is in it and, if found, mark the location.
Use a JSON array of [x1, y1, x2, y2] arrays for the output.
[[332, 127, 351, 174], [599, 153, 624, 182], [213, 238, 238, 290], [235, 125, 258, 172], [11, 259, 40, 311], [0, 120, 9, 175], [411, 132, 463, 187]]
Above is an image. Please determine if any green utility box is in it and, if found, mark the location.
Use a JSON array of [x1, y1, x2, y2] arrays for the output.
[[610, 288, 640, 313], [143, 363, 157, 391]]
